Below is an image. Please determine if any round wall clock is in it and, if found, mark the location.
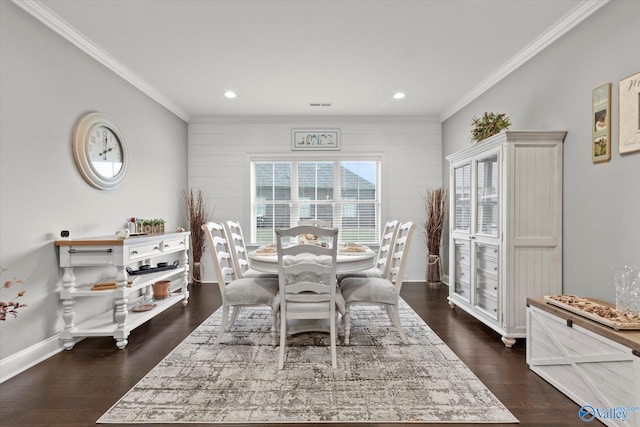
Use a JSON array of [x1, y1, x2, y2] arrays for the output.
[[72, 112, 128, 190]]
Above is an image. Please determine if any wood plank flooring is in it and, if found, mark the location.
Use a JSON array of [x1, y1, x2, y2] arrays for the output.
[[0, 282, 599, 427]]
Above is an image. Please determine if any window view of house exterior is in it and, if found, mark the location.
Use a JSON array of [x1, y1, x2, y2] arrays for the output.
[[252, 160, 379, 244]]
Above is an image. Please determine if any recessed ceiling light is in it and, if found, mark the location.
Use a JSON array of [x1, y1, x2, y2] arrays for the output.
[[393, 92, 406, 99], [224, 91, 237, 99]]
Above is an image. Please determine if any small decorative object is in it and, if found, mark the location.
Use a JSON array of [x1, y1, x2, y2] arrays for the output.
[[115, 228, 130, 239], [592, 82, 611, 163], [72, 112, 128, 190], [423, 188, 447, 284], [132, 303, 157, 312], [0, 267, 27, 321], [152, 280, 171, 299], [470, 112, 511, 143], [618, 71, 640, 154], [183, 189, 212, 285], [60, 230, 70, 239], [613, 265, 640, 316], [292, 129, 340, 150]]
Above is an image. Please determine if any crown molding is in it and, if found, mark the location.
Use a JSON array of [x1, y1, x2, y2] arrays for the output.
[[12, 0, 190, 122], [440, 0, 610, 122]]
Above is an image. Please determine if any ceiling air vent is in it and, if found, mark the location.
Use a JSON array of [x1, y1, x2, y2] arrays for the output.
[[309, 102, 332, 107]]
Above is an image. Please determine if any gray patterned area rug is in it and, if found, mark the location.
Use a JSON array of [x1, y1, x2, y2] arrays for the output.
[[98, 299, 518, 424]]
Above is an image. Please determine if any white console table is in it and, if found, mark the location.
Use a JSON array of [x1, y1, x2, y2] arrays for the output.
[[527, 297, 640, 427], [55, 232, 190, 350]]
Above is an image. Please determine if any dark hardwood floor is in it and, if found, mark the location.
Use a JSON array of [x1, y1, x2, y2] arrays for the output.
[[0, 282, 597, 427]]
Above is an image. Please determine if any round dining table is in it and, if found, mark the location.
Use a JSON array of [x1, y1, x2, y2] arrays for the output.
[[248, 247, 376, 274]]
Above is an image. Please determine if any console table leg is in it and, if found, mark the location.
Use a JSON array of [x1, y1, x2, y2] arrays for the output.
[[61, 299, 76, 350]]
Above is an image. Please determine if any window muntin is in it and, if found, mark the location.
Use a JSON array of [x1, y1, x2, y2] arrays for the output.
[[252, 160, 380, 244]]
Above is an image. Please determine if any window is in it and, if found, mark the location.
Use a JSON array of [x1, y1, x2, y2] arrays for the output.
[[251, 159, 380, 244]]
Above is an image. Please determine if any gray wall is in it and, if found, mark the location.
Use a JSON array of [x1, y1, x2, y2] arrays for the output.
[[0, 2, 188, 362], [442, 0, 640, 302]]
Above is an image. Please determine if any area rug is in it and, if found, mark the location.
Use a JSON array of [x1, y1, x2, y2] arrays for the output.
[[97, 299, 518, 424]]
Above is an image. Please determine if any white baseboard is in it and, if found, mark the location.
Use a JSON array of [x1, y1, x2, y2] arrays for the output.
[[0, 334, 64, 383]]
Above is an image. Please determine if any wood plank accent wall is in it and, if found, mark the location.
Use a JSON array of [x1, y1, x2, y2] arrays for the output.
[[187, 118, 442, 282]]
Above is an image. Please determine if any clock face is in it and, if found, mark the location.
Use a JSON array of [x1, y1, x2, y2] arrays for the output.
[[88, 126, 124, 178], [72, 112, 128, 190]]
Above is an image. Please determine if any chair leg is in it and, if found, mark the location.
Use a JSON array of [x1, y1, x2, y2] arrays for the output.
[[344, 308, 351, 345], [388, 304, 408, 344], [215, 305, 230, 344], [278, 313, 287, 370], [270, 307, 278, 347], [330, 311, 337, 369], [230, 306, 242, 326]]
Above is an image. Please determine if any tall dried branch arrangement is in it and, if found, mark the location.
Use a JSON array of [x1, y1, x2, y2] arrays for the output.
[[183, 189, 211, 284], [424, 188, 448, 256]]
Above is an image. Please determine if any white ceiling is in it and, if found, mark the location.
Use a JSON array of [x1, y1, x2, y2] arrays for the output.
[[19, 0, 606, 122]]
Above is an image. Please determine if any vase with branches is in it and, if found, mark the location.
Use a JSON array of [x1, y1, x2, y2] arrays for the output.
[[183, 189, 212, 285], [423, 188, 447, 283]]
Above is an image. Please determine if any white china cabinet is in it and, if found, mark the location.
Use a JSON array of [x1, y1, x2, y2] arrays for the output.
[[55, 232, 190, 350], [447, 131, 566, 347]]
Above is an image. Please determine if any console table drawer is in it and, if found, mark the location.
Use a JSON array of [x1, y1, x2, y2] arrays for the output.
[[129, 243, 162, 260], [162, 237, 187, 253]]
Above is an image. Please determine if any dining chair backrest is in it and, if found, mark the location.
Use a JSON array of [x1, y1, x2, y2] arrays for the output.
[[375, 219, 400, 278], [386, 221, 416, 292], [202, 222, 238, 292], [276, 225, 339, 299], [298, 219, 331, 228], [223, 220, 252, 278]]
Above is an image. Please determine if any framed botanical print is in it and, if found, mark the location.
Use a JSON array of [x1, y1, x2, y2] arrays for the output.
[[618, 71, 640, 154], [592, 82, 611, 163]]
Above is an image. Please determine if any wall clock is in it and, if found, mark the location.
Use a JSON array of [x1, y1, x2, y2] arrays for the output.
[[72, 112, 128, 190]]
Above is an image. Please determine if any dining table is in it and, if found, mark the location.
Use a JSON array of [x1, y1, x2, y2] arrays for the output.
[[248, 244, 376, 274]]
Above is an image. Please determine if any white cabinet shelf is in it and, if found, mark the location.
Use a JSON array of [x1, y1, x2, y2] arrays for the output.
[[55, 232, 190, 350], [447, 131, 566, 347]]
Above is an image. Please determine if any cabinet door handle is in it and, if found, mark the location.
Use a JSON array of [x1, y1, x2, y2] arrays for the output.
[[131, 250, 138, 255], [165, 244, 170, 248], [154, 246, 160, 251]]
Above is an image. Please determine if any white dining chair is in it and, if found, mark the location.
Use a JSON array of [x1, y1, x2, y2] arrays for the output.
[[202, 222, 279, 345], [275, 225, 341, 369], [338, 219, 399, 282], [340, 221, 416, 345], [224, 220, 278, 279]]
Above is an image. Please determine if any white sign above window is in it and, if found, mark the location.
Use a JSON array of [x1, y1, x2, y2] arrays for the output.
[[292, 129, 340, 151]]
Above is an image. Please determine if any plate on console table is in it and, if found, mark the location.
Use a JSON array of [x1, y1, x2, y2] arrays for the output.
[[132, 303, 157, 312], [544, 295, 640, 330]]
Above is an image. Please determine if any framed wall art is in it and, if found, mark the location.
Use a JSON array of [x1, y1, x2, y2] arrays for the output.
[[292, 129, 340, 151], [592, 82, 611, 163], [618, 71, 640, 154]]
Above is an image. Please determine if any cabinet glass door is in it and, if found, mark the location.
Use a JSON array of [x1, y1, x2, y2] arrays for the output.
[[476, 154, 499, 236], [452, 238, 471, 303], [453, 163, 471, 232]]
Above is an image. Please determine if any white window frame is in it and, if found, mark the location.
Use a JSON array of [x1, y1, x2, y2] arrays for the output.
[[250, 154, 382, 245]]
